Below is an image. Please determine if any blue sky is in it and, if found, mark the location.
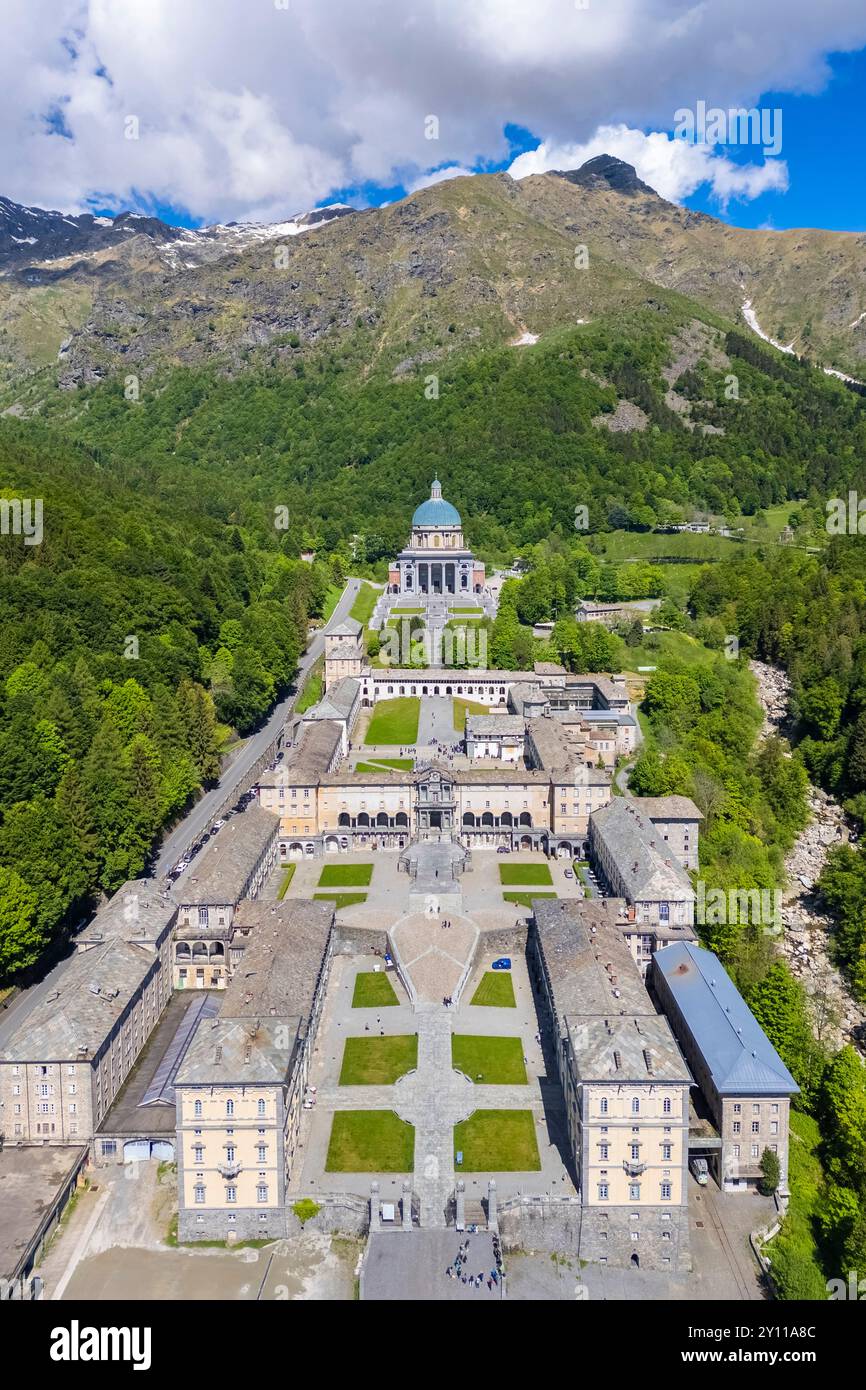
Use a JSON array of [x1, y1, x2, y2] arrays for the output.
[[101, 50, 866, 235], [5, 2, 866, 233]]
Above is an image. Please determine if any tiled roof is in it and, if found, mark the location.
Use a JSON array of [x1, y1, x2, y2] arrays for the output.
[[222, 898, 334, 1023], [173, 804, 278, 907], [176, 1016, 300, 1086], [0, 938, 158, 1062], [592, 799, 694, 902]]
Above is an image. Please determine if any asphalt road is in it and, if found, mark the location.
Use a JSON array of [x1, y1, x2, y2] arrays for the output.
[[0, 577, 363, 1050], [153, 576, 363, 877]]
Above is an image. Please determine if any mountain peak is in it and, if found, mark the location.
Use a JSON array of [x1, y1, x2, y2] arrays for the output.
[[552, 154, 656, 197]]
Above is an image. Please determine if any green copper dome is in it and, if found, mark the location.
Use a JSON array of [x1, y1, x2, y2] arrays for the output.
[[412, 478, 461, 528]]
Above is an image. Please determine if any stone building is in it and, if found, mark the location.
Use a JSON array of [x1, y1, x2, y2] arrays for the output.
[[652, 942, 799, 1192], [529, 898, 692, 1272], [172, 805, 280, 989], [590, 798, 697, 932], [175, 900, 334, 1241], [323, 620, 364, 692], [0, 880, 177, 1145], [388, 479, 485, 597]]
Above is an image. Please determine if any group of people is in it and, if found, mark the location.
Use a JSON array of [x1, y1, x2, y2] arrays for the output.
[[446, 1236, 504, 1292], [440, 918, 454, 929], [442, 995, 454, 1007]]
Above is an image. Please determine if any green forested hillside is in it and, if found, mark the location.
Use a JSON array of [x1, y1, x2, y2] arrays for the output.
[[2, 306, 864, 981], [0, 424, 325, 978]]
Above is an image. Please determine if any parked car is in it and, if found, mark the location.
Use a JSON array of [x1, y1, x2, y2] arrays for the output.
[[214, 819, 226, 829], [563, 868, 574, 879], [496, 846, 510, 854], [690, 1156, 709, 1185], [491, 958, 512, 971]]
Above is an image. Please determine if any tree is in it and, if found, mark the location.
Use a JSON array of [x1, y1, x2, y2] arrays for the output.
[[0, 867, 43, 980], [759, 1147, 781, 1195]]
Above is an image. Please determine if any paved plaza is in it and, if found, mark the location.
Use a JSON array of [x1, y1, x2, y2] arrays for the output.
[[362, 1230, 504, 1301]]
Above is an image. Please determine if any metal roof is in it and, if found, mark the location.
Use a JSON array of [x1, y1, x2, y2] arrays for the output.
[[653, 941, 799, 1096], [412, 479, 461, 528]]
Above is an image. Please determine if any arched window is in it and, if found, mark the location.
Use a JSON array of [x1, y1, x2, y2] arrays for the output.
[[631, 1097, 640, 1115], [663, 1097, 672, 1114], [600, 1096, 608, 1115], [194, 1099, 202, 1118], [258, 1098, 266, 1116], [226, 1099, 234, 1117]]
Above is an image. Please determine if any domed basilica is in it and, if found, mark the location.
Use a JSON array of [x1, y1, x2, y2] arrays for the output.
[[388, 478, 485, 597]]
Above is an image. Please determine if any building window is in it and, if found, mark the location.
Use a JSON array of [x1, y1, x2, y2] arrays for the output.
[[194, 1146, 204, 1163], [732, 1121, 740, 1135], [226, 1145, 235, 1163], [631, 1098, 640, 1115], [662, 1144, 672, 1160], [257, 1185, 268, 1203], [733, 1103, 741, 1114], [770, 1121, 778, 1136], [257, 1145, 267, 1163], [629, 1184, 640, 1201], [750, 1145, 759, 1160], [226, 1099, 234, 1117], [771, 1103, 779, 1115], [732, 1144, 740, 1159], [751, 1121, 760, 1134], [752, 1103, 760, 1114], [630, 1143, 640, 1161], [661, 1182, 671, 1201], [599, 1145, 609, 1160], [195, 1185, 206, 1204], [663, 1097, 672, 1115], [226, 1186, 237, 1203], [194, 1099, 202, 1117], [598, 1183, 608, 1201], [600, 1097, 608, 1115], [258, 1099, 266, 1116]]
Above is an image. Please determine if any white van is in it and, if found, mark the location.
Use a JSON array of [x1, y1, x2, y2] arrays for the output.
[[690, 1156, 709, 1185]]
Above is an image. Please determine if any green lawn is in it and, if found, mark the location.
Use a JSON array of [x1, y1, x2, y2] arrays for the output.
[[339, 1035, 418, 1085], [365, 697, 420, 745], [318, 862, 374, 887], [620, 629, 719, 673], [295, 660, 323, 713], [354, 757, 414, 773], [322, 583, 343, 622], [454, 1110, 541, 1172], [313, 892, 368, 908], [503, 891, 558, 908], [352, 971, 400, 1008], [470, 972, 516, 1008], [452, 1035, 527, 1085], [350, 581, 379, 626], [326, 1111, 415, 1172], [498, 862, 553, 886], [276, 864, 296, 899], [453, 697, 488, 732]]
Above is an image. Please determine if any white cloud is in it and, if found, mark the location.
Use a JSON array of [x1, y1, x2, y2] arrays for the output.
[[407, 166, 475, 194], [508, 125, 789, 206], [0, 0, 861, 221]]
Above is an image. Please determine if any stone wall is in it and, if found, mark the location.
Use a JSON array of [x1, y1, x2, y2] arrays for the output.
[[579, 1204, 691, 1273], [286, 1193, 369, 1238], [498, 1195, 582, 1254], [333, 924, 390, 954], [178, 1206, 288, 1243], [499, 1195, 691, 1273], [480, 924, 528, 954]]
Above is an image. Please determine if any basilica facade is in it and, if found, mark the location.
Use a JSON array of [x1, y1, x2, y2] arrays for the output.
[[388, 478, 485, 597]]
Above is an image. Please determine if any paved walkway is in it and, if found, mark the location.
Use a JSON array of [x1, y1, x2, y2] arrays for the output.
[[417, 695, 460, 749]]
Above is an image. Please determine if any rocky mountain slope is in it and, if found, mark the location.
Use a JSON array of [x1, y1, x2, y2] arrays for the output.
[[750, 660, 866, 1054], [1, 157, 864, 403]]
